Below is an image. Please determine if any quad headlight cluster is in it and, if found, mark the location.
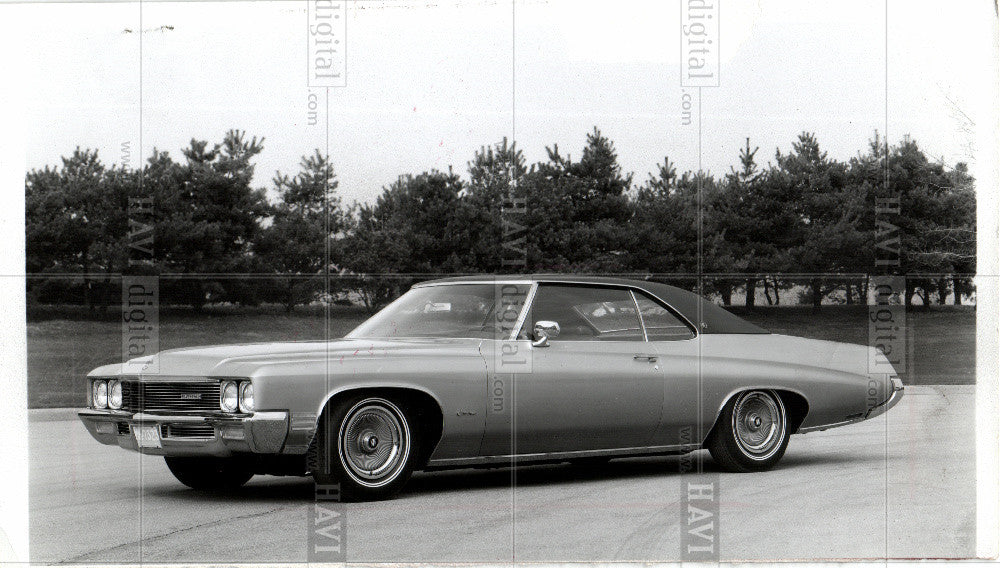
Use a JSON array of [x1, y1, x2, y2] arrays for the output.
[[90, 378, 254, 414], [91, 379, 123, 410], [220, 379, 254, 413]]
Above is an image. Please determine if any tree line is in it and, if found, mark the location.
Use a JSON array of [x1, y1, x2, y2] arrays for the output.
[[25, 128, 976, 312]]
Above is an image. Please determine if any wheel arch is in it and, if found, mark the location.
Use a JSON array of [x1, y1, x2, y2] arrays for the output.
[[311, 385, 445, 470], [703, 387, 810, 446]]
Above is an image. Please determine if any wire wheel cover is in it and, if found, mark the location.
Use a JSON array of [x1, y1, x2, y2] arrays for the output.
[[733, 391, 785, 460], [338, 400, 409, 486]]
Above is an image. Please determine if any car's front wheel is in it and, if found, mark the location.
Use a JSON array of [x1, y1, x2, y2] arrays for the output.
[[164, 457, 254, 491], [310, 395, 416, 501], [707, 389, 789, 473]]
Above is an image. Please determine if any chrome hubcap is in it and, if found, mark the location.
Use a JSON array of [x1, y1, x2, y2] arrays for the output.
[[338, 400, 410, 487], [733, 391, 785, 460]]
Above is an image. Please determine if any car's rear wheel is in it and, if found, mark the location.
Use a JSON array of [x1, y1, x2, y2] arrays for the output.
[[310, 395, 416, 501], [707, 389, 789, 472], [164, 457, 254, 491]]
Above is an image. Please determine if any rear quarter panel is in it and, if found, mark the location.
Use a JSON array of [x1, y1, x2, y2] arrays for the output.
[[656, 334, 874, 446]]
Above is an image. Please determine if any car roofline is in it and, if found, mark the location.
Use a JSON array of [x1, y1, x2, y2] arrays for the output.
[[411, 275, 770, 335]]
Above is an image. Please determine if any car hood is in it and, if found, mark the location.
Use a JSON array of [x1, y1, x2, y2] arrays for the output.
[[88, 337, 484, 378]]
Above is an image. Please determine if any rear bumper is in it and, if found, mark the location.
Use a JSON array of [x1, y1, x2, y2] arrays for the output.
[[864, 376, 905, 420], [78, 409, 290, 457], [799, 377, 904, 434]]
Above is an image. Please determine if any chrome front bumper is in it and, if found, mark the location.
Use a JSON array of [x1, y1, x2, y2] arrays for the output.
[[78, 409, 290, 457]]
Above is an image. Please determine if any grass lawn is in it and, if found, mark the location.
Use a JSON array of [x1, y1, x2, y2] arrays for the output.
[[26, 304, 975, 409]]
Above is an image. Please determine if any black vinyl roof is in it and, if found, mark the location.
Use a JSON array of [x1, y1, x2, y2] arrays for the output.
[[417, 275, 770, 335]]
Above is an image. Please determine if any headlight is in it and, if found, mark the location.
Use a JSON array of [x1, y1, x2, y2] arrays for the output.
[[92, 380, 108, 409], [108, 380, 123, 409], [220, 380, 239, 412], [238, 381, 254, 413]]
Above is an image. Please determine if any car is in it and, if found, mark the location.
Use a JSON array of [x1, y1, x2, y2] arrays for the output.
[[79, 275, 904, 500]]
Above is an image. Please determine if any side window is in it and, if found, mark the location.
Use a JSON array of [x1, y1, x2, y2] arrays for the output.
[[527, 285, 644, 341], [634, 291, 695, 341]]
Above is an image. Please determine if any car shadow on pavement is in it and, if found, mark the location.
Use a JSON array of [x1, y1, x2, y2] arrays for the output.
[[145, 478, 316, 502], [402, 454, 713, 497], [400, 450, 895, 499], [138, 450, 891, 502]]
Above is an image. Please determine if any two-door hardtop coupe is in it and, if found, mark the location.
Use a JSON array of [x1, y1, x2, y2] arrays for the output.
[[80, 276, 903, 500]]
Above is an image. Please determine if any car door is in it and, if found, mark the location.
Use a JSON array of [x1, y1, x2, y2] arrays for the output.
[[480, 284, 664, 456], [630, 290, 702, 447]]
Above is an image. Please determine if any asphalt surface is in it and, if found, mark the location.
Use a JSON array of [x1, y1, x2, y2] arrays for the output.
[[29, 386, 975, 563]]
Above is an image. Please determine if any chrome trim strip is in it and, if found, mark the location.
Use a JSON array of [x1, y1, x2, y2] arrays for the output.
[[630, 289, 649, 342], [426, 443, 702, 468], [87, 375, 232, 382], [631, 288, 699, 338], [864, 384, 904, 420], [798, 418, 863, 434], [509, 282, 539, 341], [414, 279, 535, 287]]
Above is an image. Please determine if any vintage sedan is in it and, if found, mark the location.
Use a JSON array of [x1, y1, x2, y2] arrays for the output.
[[79, 276, 903, 500]]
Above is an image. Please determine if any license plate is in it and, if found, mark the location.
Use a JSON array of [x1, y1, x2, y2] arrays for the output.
[[134, 425, 161, 449]]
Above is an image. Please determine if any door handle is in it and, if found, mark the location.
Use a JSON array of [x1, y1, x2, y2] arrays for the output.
[[633, 354, 658, 363]]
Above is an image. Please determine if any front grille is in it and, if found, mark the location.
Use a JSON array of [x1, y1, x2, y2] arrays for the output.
[[117, 422, 131, 435], [161, 423, 216, 439], [121, 381, 221, 413]]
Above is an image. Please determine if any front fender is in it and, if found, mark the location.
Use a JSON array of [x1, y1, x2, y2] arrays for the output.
[[241, 347, 487, 459]]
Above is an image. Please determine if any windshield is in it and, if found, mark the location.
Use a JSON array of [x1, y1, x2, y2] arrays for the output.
[[347, 284, 503, 339]]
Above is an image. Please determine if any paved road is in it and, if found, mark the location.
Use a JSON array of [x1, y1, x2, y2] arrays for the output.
[[29, 386, 975, 563]]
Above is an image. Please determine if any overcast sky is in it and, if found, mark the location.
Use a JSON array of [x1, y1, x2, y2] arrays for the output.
[[8, 0, 994, 204]]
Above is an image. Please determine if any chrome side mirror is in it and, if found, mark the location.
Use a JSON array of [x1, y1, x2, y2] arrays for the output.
[[532, 320, 560, 347]]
